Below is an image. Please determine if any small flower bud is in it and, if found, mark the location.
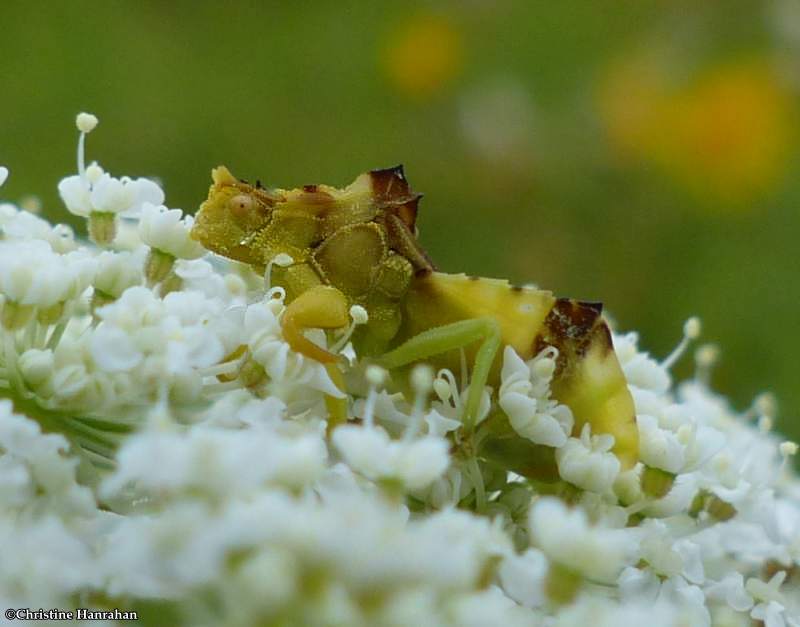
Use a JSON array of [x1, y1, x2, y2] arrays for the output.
[[0, 166, 8, 188], [266, 297, 284, 316], [411, 364, 434, 395], [695, 344, 720, 368], [365, 365, 387, 387], [683, 316, 701, 340], [85, 163, 104, 183], [272, 253, 294, 267], [76, 112, 99, 133], [433, 376, 452, 402], [20, 195, 42, 214], [349, 305, 368, 325], [18, 349, 55, 386], [754, 392, 777, 418], [532, 356, 555, 380]]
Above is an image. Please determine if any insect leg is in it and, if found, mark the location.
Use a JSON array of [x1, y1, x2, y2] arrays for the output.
[[281, 285, 350, 363], [324, 364, 348, 434], [377, 318, 501, 432], [281, 285, 350, 432]]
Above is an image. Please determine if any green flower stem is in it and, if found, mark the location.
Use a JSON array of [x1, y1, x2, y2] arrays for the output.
[[2, 301, 35, 330], [641, 465, 676, 499], [545, 562, 581, 606], [89, 211, 117, 246], [145, 248, 176, 285], [1, 387, 124, 469]]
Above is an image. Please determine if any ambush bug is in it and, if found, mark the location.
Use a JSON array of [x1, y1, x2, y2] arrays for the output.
[[191, 166, 638, 479]]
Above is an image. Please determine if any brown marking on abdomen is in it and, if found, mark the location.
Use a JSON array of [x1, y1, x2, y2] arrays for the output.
[[532, 298, 611, 375]]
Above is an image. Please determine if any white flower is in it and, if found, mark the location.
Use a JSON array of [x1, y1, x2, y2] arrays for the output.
[[174, 258, 248, 304], [635, 519, 703, 583], [0, 402, 96, 517], [446, 586, 538, 627], [0, 515, 101, 605], [333, 424, 450, 490], [201, 391, 286, 429], [638, 410, 726, 475], [0, 166, 8, 187], [619, 570, 711, 627], [638, 414, 687, 474], [102, 425, 327, 501], [705, 572, 754, 612], [428, 367, 491, 429], [138, 202, 205, 259], [498, 548, 547, 608], [58, 171, 163, 218], [89, 324, 144, 371], [89, 286, 230, 378], [745, 572, 799, 627], [244, 299, 344, 400], [92, 174, 164, 216], [499, 346, 574, 447], [556, 424, 621, 493], [751, 601, 795, 627], [529, 497, 633, 583], [0, 240, 92, 308], [0, 203, 76, 252], [93, 250, 143, 299], [424, 407, 462, 437], [614, 331, 671, 394]]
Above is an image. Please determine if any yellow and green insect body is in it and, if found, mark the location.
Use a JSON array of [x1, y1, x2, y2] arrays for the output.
[[191, 166, 638, 475]]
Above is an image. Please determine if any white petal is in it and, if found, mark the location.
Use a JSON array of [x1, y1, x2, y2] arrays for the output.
[[90, 325, 143, 372], [57, 175, 92, 217]]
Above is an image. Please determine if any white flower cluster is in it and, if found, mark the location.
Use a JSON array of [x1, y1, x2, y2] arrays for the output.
[[0, 117, 798, 626]]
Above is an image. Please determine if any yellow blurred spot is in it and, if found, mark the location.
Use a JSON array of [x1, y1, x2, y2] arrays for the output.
[[598, 57, 795, 204], [383, 14, 462, 99]]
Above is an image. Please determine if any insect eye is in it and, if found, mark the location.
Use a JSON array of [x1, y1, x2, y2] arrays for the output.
[[228, 194, 255, 218]]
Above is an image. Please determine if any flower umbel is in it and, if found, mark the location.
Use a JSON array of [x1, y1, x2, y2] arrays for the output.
[[0, 116, 798, 626]]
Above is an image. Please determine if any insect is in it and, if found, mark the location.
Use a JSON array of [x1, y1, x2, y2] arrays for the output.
[[191, 165, 638, 478]]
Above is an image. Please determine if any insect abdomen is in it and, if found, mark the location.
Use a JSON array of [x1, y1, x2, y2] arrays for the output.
[[401, 272, 638, 468]]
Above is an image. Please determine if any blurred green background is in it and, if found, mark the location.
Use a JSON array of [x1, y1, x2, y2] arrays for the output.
[[2, 1, 799, 438]]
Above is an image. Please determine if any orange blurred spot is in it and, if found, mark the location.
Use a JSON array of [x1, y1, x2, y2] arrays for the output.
[[383, 14, 463, 99], [664, 64, 793, 201], [596, 54, 669, 159], [598, 56, 796, 204]]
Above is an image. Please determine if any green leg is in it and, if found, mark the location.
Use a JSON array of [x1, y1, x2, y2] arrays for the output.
[[377, 318, 501, 432]]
